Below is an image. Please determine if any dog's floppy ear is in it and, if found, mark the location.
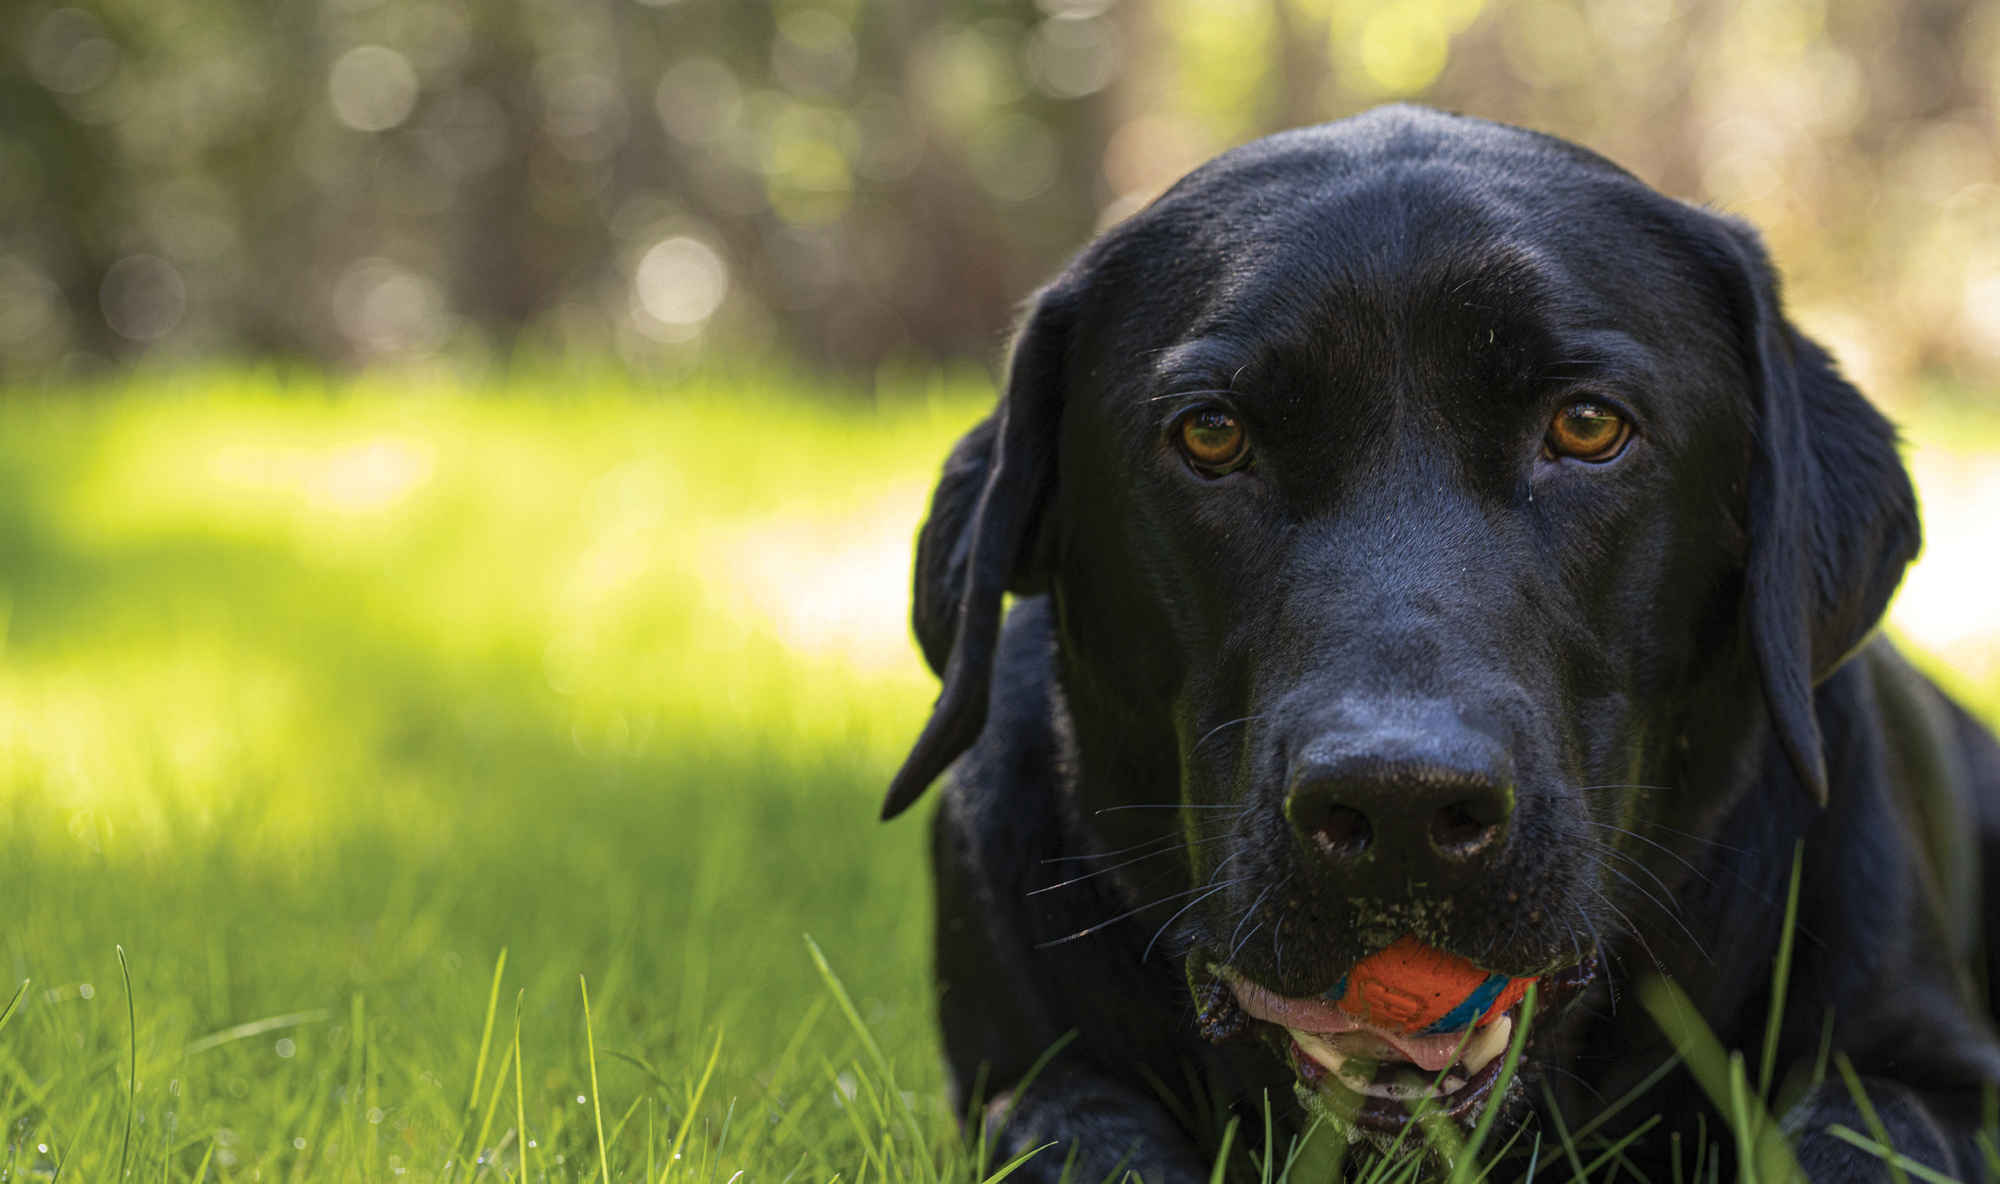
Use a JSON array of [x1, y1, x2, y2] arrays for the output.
[[1712, 221, 1920, 806], [881, 284, 1075, 820]]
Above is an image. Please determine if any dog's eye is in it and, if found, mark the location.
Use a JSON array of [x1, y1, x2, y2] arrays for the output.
[[1179, 409, 1249, 474], [1545, 402, 1631, 462]]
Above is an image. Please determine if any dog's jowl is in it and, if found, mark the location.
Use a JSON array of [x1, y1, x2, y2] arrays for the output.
[[882, 106, 2000, 1183]]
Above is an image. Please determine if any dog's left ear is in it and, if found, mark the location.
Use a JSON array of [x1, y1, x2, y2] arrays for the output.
[[1711, 220, 1920, 806], [879, 282, 1077, 820]]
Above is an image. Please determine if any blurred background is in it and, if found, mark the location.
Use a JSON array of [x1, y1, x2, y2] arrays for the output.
[[1, 3, 1999, 1179], [0, 0, 1997, 390]]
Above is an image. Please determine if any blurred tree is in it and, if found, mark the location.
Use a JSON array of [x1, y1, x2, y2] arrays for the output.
[[0, 0, 1995, 396]]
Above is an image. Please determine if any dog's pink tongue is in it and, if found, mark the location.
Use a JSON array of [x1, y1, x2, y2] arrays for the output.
[[1349, 1030, 1472, 1073], [1227, 973, 1470, 1072]]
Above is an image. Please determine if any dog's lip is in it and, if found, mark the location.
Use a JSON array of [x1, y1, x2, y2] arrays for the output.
[[1223, 968, 1493, 1072]]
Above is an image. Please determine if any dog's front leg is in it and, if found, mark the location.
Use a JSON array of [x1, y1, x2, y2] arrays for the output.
[[1782, 1078, 1965, 1183], [982, 1064, 1208, 1184]]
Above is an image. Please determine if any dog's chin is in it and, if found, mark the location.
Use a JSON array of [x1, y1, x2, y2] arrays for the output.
[[1190, 957, 1598, 1140]]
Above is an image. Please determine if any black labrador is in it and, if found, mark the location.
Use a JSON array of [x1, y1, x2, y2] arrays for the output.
[[879, 106, 2000, 1182]]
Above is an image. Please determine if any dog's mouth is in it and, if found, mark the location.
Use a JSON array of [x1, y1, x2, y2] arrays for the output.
[[1194, 958, 1598, 1136]]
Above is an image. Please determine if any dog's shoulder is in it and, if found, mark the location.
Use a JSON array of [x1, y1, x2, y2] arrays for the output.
[[1847, 637, 1993, 950]]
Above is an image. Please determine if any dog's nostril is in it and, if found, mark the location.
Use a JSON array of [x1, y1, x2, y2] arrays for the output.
[[1431, 800, 1501, 856], [1309, 805, 1372, 859]]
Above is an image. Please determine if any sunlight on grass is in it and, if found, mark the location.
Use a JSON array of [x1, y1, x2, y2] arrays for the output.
[[0, 365, 988, 1184], [0, 368, 1994, 1184]]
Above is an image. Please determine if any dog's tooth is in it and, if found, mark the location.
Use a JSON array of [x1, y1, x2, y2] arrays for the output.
[[1460, 1013, 1514, 1075], [1286, 1028, 1348, 1076]]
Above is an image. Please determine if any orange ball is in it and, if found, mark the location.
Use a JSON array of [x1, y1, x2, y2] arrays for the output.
[[1328, 936, 1535, 1035]]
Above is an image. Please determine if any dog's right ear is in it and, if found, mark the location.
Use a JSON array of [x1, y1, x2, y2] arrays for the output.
[[881, 284, 1076, 820]]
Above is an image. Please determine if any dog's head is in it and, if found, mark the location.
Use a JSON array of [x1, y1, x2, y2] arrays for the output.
[[886, 107, 1918, 1135]]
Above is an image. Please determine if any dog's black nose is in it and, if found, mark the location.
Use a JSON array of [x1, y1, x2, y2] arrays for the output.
[[1284, 711, 1514, 896]]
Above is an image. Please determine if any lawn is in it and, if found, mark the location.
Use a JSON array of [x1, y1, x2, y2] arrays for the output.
[[0, 364, 992, 1184], [0, 367, 1994, 1184]]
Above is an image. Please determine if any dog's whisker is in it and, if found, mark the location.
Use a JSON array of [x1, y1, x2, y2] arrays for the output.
[[1143, 389, 1237, 403], [1135, 848, 1251, 963], [1037, 876, 1249, 951], [1583, 820, 1717, 884], [1030, 834, 1229, 895], [1599, 816, 1743, 854], [1043, 830, 1187, 864], [1558, 910, 1583, 970], [1092, 804, 1243, 812], [1542, 1063, 1609, 1106], [1577, 836, 1689, 917], [1222, 876, 1286, 969], [1140, 878, 1250, 963], [1571, 876, 1668, 979], [1224, 922, 1265, 973], [1189, 714, 1264, 758], [1576, 848, 1704, 968]]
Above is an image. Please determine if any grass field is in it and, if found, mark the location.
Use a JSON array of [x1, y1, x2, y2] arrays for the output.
[[0, 367, 1995, 1184]]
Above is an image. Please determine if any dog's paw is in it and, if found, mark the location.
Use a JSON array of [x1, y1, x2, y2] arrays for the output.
[[1781, 1078, 1959, 1183]]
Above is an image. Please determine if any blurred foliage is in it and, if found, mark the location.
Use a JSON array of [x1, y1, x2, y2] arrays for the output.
[[0, 0, 1998, 392]]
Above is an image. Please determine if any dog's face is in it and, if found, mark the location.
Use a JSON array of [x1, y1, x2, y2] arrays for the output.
[[887, 108, 1918, 1137]]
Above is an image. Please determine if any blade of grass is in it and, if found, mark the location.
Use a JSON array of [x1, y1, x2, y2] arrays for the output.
[[607, 1051, 675, 1094], [0, 980, 27, 1038], [1566, 1053, 1684, 1148], [1540, 1079, 1593, 1184], [1094, 1141, 1141, 1184], [995, 1030, 1079, 1144], [468, 1042, 517, 1172], [472, 1128, 519, 1184], [1759, 842, 1804, 1101], [737, 998, 825, 1163], [184, 1010, 333, 1055], [597, 1094, 648, 1183], [707, 1099, 737, 1184], [1453, 982, 1538, 1181], [1208, 1116, 1240, 1184], [1827, 1126, 1960, 1184], [1811, 1009, 1835, 1094], [982, 1142, 1058, 1184], [663, 1028, 725, 1184], [118, 945, 136, 1184], [1973, 1129, 2000, 1183], [581, 976, 612, 1184], [1727, 1054, 1760, 1184], [824, 1062, 885, 1183], [1575, 1118, 1664, 1184], [804, 935, 937, 1184], [1835, 1054, 1911, 1184], [451, 948, 510, 1180], [189, 1138, 218, 1184], [1261, 1091, 1273, 1184], [514, 991, 530, 1184], [1639, 974, 1804, 1183]]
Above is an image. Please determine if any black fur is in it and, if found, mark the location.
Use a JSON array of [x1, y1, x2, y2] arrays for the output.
[[885, 107, 2000, 1182]]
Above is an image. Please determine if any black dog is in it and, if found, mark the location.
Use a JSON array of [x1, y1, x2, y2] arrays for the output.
[[880, 106, 2000, 1182]]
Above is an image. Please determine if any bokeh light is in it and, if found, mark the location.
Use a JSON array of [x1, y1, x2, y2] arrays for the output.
[[0, 0, 1990, 389], [328, 46, 419, 133]]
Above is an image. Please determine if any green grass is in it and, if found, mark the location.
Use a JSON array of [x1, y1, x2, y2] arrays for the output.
[[0, 366, 1995, 1184], [0, 364, 988, 1184]]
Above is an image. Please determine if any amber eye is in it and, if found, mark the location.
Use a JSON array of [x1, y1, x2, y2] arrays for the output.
[[1179, 408, 1249, 474], [1546, 402, 1631, 462]]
